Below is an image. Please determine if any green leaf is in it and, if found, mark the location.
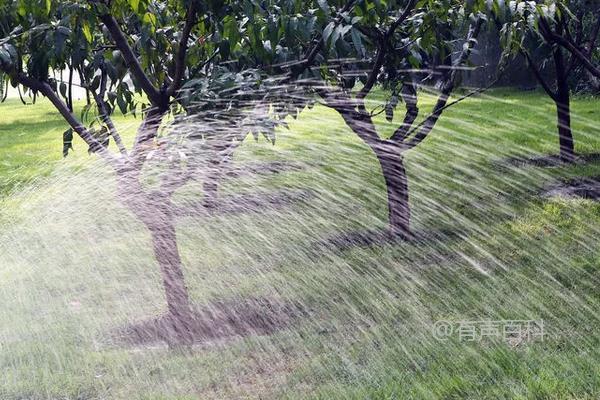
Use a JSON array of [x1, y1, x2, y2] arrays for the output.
[[63, 128, 74, 157], [129, 0, 140, 13], [82, 22, 92, 44], [0, 48, 12, 69], [90, 75, 101, 91], [351, 27, 365, 57], [59, 82, 67, 98], [317, 0, 329, 15], [143, 13, 157, 33], [117, 94, 128, 115], [17, 0, 26, 17], [323, 22, 335, 43]]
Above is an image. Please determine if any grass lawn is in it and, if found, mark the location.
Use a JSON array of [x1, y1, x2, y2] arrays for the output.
[[0, 89, 599, 399]]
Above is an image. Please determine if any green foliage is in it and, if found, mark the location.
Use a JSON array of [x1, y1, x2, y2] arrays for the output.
[[62, 127, 73, 157], [5, 0, 575, 153], [0, 0, 506, 149]]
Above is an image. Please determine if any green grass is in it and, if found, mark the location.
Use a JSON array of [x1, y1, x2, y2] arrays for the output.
[[0, 89, 600, 399], [0, 98, 139, 197]]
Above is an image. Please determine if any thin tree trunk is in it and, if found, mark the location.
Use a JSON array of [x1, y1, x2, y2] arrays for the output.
[[376, 147, 411, 239], [201, 139, 240, 209], [202, 159, 227, 209], [554, 46, 575, 163], [555, 94, 574, 163]]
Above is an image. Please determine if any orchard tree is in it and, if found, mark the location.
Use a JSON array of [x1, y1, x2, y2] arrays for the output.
[[536, 0, 600, 90], [150, 0, 493, 240], [0, 0, 278, 344], [499, 0, 600, 162], [235, 0, 491, 239]]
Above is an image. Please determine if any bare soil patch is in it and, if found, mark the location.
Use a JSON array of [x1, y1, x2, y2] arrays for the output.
[[544, 176, 600, 200], [502, 153, 600, 168]]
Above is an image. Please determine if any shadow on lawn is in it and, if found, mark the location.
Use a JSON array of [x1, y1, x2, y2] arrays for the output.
[[503, 152, 600, 168], [113, 297, 308, 347]]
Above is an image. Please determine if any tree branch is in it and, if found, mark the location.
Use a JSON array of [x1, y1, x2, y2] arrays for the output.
[[522, 50, 558, 101], [386, 0, 417, 36], [396, 76, 499, 149], [566, 9, 585, 74], [287, 0, 357, 81], [586, 12, 600, 58], [356, 0, 417, 99], [167, 1, 198, 97], [90, 68, 128, 156], [389, 81, 419, 143], [98, 13, 166, 108], [130, 106, 167, 168], [538, 12, 600, 80], [316, 86, 381, 146], [549, 29, 600, 80], [14, 73, 118, 165], [356, 44, 386, 99], [402, 18, 483, 150]]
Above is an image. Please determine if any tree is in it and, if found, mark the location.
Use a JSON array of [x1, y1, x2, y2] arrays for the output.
[[541, 1, 600, 90], [0, 0, 276, 344], [234, 0, 490, 239], [499, 0, 600, 162]]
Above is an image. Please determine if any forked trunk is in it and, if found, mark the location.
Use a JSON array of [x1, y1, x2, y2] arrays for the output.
[[376, 149, 411, 239], [118, 173, 194, 345], [339, 109, 412, 240]]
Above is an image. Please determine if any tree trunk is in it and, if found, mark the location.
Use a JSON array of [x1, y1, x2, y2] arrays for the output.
[[202, 159, 222, 209], [555, 94, 574, 163], [202, 179, 219, 209], [146, 214, 194, 344], [554, 42, 576, 163], [202, 147, 237, 210], [337, 108, 412, 240], [376, 148, 411, 239], [118, 173, 194, 345]]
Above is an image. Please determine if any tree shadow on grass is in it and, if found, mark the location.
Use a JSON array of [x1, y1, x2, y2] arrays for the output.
[[175, 189, 314, 218], [315, 153, 600, 253], [544, 176, 600, 201], [502, 152, 600, 168], [222, 160, 306, 178], [316, 226, 461, 253], [114, 297, 308, 347]]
